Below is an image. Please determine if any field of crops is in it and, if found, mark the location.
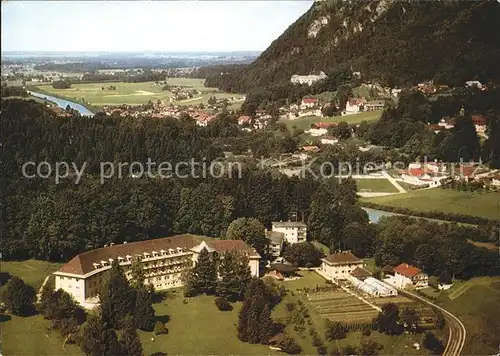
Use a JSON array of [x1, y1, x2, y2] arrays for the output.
[[307, 289, 436, 328], [307, 290, 379, 324]]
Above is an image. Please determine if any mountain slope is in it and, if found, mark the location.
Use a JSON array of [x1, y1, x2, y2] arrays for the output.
[[210, 0, 500, 92]]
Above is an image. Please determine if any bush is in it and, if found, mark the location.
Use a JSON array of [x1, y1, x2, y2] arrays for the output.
[[316, 345, 327, 355], [215, 296, 233, 311], [362, 326, 372, 336], [325, 320, 347, 341], [154, 321, 168, 335], [271, 333, 302, 354], [1, 276, 36, 316]]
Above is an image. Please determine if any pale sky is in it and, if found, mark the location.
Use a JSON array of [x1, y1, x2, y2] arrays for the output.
[[1, 1, 313, 52]]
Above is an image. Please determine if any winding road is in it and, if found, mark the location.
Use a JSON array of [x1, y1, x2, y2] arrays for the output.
[[400, 290, 466, 356]]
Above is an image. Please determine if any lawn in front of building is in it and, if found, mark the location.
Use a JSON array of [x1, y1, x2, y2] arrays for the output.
[[0, 260, 62, 290], [139, 291, 277, 355]]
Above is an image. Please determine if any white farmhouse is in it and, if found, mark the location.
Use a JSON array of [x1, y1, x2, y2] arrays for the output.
[[271, 221, 307, 244], [320, 251, 364, 280], [392, 263, 428, 288]]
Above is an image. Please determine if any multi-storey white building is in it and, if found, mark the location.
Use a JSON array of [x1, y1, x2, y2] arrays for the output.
[[320, 251, 365, 280], [53, 234, 260, 309], [271, 221, 307, 244]]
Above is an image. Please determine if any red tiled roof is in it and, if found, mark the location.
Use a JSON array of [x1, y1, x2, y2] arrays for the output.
[[394, 263, 422, 278], [301, 145, 320, 152], [472, 115, 487, 126], [316, 122, 335, 129], [302, 98, 318, 103]]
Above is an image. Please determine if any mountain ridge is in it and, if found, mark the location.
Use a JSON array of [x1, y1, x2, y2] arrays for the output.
[[206, 0, 500, 93]]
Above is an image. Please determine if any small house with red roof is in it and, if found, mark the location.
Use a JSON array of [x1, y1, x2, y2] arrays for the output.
[[345, 98, 366, 114], [393, 263, 428, 288], [301, 97, 318, 109], [472, 114, 487, 134]]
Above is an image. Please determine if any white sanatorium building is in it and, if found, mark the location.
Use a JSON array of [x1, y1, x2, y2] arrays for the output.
[[271, 221, 307, 244], [290, 71, 328, 86], [53, 234, 260, 309]]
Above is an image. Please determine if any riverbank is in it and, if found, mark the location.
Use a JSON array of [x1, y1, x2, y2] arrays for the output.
[[27, 90, 96, 116], [361, 189, 499, 225]]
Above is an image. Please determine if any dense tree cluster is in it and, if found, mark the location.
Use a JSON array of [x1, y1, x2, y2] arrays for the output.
[[237, 278, 284, 346], [363, 89, 500, 166], [38, 283, 86, 344], [1, 276, 36, 316], [1, 99, 327, 262], [308, 178, 370, 250], [184, 249, 252, 302], [283, 242, 324, 267], [373, 217, 500, 279], [52, 80, 72, 89], [79, 260, 154, 356], [1, 85, 28, 98], [225, 218, 268, 256], [205, 1, 500, 94]]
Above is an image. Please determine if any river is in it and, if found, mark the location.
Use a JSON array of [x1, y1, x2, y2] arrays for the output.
[[362, 207, 401, 223], [28, 91, 95, 117]]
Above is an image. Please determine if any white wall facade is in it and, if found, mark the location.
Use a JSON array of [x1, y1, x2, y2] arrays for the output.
[[271, 224, 307, 244], [321, 261, 364, 280], [54, 247, 259, 308]]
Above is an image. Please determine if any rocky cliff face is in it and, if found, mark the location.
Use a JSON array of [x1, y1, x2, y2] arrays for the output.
[[213, 0, 500, 92]]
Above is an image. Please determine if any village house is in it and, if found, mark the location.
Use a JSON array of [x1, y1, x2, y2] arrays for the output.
[[417, 81, 437, 94], [472, 114, 487, 134], [53, 234, 261, 308], [305, 127, 328, 137], [400, 165, 445, 187], [320, 251, 365, 280], [389, 263, 429, 289], [271, 221, 307, 245], [438, 118, 455, 130], [238, 115, 252, 126], [300, 145, 321, 154], [300, 97, 319, 109], [364, 100, 385, 111], [320, 136, 339, 145], [345, 98, 365, 114], [266, 230, 285, 258]]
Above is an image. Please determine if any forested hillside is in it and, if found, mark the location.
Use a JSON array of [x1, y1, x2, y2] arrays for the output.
[[206, 0, 500, 93]]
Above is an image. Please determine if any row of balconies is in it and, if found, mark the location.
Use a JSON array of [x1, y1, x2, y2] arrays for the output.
[[92, 251, 193, 270]]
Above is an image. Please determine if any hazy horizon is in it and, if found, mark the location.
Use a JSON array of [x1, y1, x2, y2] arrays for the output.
[[1, 1, 313, 53]]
